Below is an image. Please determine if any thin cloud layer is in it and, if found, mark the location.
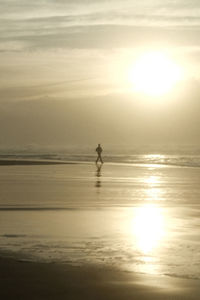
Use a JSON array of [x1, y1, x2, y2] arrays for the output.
[[1, 0, 200, 51]]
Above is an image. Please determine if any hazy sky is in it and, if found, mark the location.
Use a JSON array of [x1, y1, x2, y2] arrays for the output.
[[1, 0, 200, 149]]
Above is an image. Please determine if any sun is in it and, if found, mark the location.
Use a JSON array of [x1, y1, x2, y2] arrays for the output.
[[128, 51, 183, 96]]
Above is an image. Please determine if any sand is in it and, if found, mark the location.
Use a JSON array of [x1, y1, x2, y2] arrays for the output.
[[1, 162, 200, 299], [0, 256, 200, 300]]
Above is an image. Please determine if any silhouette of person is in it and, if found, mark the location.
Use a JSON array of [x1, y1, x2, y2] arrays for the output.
[[95, 143, 103, 164]]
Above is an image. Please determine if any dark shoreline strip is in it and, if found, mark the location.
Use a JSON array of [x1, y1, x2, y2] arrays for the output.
[[0, 159, 77, 166]]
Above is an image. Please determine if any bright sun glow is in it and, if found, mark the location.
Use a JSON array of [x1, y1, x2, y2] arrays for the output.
[[128, 51, 183, 96]]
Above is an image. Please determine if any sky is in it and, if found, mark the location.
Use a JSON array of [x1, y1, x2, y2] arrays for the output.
[[0, 0, 200, 150]]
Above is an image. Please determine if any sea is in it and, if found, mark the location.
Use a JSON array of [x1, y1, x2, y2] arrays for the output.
[[0, 147, 200, 281]]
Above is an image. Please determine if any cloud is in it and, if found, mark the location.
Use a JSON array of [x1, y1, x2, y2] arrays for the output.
[[1, 23, 200, 52], [1, 0, 200, 52]]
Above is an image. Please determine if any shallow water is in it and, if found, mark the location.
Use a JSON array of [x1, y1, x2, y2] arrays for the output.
[[0, 163, 200, 280]]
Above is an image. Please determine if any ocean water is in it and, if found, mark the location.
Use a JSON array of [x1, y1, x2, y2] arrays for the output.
[[0, 152, 200, 281]]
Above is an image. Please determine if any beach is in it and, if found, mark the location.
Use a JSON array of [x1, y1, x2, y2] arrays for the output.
[[1, 256, 200, 300], [0, 159, 200, 299], [2, 0, 200, 298]]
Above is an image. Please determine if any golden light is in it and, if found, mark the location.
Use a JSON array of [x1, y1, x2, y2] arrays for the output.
[[144, 176, 160, 186], [128, 51, 183, 96], [132, 204, 165, 254], [144, 175, 165, 202]]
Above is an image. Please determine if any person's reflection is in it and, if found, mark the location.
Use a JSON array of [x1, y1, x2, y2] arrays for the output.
[[95, 163, 102, 189]]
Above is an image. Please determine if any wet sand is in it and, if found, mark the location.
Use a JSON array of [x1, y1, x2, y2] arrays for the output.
[[0, 256, 200, 300], [0, 162, 200, 299]]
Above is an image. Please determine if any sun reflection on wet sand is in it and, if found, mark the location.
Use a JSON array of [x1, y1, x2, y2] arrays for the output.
[[146, 187, 165, 201], [143, 175, 166, 201], [132, 204, 165, 254], [127, 203, 166, 275], [144, 175, 161, 186]]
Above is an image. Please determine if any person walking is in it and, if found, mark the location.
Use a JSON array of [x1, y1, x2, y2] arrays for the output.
[[95, 143, 103, 164]]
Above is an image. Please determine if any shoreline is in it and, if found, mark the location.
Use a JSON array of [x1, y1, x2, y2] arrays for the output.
[[0, 255, 200, 300], [0, 158, 199, 169]]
